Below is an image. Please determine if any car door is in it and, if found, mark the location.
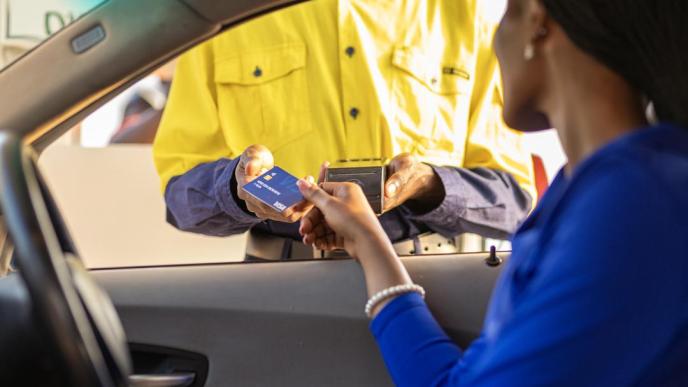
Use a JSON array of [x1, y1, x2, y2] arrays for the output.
[[0, 0, 508, 385], [90, 254, 503, 386]]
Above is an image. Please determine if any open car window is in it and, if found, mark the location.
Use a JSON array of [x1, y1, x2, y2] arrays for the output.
[[32, 2, 566, 269]]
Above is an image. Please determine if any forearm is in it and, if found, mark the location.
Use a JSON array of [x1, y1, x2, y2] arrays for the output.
[[408, 166, 532, 239], [359, 235, 410, 293], [357, 222, 464, 385], [165, 157, 260, 236], [358, 233, 464, 384]]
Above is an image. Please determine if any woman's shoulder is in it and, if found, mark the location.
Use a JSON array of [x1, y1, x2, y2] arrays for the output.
[[538, 125, 688, 263], [531, 126, 688, 285], [569, 124, 688, 214]]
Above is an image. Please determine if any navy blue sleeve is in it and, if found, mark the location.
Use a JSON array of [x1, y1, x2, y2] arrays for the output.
[[406, 166, 532, 240], [162, 160, 531, 240], [371, 156, 688, 386], [164, 157, 261, 236]]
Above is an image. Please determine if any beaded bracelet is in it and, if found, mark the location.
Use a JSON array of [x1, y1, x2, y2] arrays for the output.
[[365, 284, 426, 318]]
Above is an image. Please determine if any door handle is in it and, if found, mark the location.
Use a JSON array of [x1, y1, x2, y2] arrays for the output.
[[128, 372, 196, 387]]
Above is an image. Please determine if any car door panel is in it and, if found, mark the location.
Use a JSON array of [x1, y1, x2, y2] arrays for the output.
[[93, 253, 505, 386]]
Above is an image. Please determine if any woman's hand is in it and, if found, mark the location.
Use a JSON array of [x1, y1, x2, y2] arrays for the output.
[[297, 177, 414, 317], [297, 179, 384, 258]]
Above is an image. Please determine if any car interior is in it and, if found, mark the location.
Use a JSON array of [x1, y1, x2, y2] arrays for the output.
[[0, 1, 518, 386]]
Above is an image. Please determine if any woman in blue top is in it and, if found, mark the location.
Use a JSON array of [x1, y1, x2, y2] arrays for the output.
[[296, 0, 688, 385]]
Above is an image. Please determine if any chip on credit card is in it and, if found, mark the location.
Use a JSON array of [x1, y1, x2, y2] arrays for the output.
[[241, 166, 304, 213]]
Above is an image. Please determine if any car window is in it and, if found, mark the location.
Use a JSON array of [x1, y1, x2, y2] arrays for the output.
[[36, 2, 566, 269], [0, 0, 106, 71]]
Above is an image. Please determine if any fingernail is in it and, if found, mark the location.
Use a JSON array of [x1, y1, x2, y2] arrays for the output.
[[306, 175, 315, 184], [387, 183, 398, 195], [297, 179, 313, 189]]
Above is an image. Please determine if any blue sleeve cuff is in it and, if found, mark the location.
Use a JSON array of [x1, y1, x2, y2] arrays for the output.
[[214, 157, 261, 225], [370, 292, 427, 337], [405, 165, 467, 234]]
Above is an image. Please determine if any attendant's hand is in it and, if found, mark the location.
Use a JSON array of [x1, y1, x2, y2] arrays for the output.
[[384, 153, 444, 213], [297, 180, 388, 259], [235, 144, 313, 223]]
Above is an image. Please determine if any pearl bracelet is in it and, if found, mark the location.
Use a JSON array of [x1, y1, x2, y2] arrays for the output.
[[365, 284, 426, 318]]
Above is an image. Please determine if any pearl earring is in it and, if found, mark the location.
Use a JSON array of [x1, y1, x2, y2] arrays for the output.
[[524, 27, 547, 61], [524, 43, 535, 60]]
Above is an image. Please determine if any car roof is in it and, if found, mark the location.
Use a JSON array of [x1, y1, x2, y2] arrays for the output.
[[0, 0, 305, 151]]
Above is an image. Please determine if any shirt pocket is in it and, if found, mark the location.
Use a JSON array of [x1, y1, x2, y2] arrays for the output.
[[391, 46, 473, 160], [214, 42, 312, 154]]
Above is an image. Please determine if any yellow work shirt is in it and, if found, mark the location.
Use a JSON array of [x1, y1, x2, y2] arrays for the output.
[[153, 0, 536, 202]]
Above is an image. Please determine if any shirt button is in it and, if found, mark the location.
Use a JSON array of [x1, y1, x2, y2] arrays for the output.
[[345, 46, 356, 57], [349, 107, 360, 119], [253, 66, 263, 77]]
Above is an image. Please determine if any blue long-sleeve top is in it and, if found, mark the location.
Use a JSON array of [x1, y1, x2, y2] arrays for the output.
[[372, 124, 688, 386]]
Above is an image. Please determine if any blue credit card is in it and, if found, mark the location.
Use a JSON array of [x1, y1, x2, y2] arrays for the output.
[[241, 166, 304, 213]]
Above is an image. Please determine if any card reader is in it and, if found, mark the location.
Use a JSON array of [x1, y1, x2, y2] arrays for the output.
[[326, 166, 387, 214]]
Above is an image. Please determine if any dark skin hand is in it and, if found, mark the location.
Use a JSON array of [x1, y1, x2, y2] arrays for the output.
[[235, 144, 325, 222], [235, 148, 444, 223], [300, 155, 445, 250], [384, 153, 445, 213]]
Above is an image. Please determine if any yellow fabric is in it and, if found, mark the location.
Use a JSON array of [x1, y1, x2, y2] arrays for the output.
[[153, 0, 536, 202]]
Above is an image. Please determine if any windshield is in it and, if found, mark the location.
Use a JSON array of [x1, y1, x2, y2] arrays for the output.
[[0, 0, 106, 70]]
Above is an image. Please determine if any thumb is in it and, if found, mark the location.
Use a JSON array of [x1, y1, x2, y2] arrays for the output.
[[386, 153, 415, 197], [245, 159, 264, 177], [385, 174, 405, 198], [297, 178, 332, 208], [241, 145, 274, 177], [317, 161, 330, 183]]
